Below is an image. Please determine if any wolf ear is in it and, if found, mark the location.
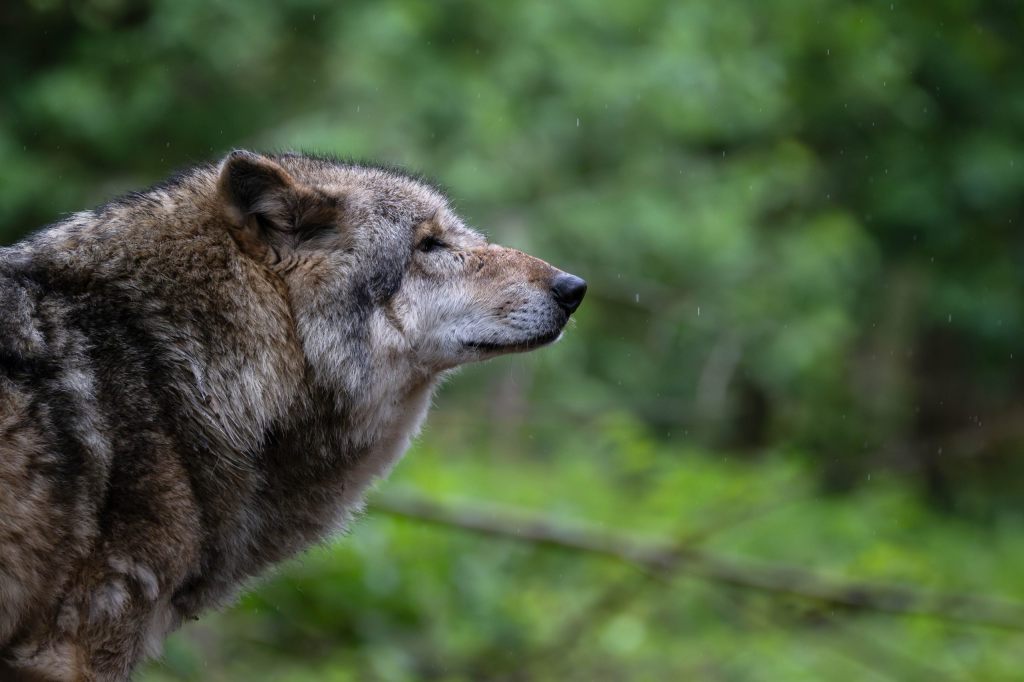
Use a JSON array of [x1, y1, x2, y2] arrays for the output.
[[217, 150, 343, 262], [218, 150, 296, 229]]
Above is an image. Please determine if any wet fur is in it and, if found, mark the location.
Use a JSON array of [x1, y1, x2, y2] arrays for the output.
[[0, 151, 580, 681]]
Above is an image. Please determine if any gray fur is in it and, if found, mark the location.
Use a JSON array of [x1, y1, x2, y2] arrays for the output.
[[0, 151, 585, 681]]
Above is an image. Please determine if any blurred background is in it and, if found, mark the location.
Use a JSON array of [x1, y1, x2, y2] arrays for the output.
[[4, 0, 1024, 679]]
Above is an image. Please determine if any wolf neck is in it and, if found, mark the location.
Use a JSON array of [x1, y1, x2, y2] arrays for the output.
[[247, 365, 438, 569], [335, 375, 436, 512], [303, 342, 440, 498], [24, 177, 308, 468]]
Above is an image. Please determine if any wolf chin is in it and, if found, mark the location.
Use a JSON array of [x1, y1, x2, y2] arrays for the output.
[[0, 151, 586, 681]]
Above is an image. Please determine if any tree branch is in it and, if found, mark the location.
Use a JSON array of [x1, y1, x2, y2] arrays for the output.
[[369, 493, 1024, 632]]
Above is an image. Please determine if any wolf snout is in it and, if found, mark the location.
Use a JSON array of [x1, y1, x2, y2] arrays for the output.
[[550, 273, 587, 315]]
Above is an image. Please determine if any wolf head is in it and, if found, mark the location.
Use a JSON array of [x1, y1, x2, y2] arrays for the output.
[[216, 150, 586, 387]]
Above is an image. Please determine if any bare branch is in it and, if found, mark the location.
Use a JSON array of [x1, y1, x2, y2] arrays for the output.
[[370, 494, 1024, 632]]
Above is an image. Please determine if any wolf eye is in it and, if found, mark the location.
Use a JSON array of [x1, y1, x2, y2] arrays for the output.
[[418, 235, 447, 253]]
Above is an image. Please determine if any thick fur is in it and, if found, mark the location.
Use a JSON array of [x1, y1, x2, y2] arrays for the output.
[[0, 151, 584, 681]]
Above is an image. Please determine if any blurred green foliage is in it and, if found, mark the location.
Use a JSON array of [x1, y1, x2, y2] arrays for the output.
[[3, 0, 1024, 678]]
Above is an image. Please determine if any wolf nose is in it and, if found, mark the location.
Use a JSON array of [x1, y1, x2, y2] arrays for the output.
[[551, 273, 587, 314]]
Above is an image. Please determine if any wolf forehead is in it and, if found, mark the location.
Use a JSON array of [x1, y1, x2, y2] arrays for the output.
[[235, 151, 457, 228]]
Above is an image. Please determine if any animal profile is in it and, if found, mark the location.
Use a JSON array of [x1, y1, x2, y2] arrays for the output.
[[0, 151, 586, 681]]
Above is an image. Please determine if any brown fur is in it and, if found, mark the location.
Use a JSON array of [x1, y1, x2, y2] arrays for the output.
[[0, 151, 585, 681]]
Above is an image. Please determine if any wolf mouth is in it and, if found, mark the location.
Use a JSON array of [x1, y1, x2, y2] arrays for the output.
[[464, 328, 563, 353]]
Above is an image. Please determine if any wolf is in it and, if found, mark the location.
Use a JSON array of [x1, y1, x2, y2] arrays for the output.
[[0, 150, 586, 681]]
